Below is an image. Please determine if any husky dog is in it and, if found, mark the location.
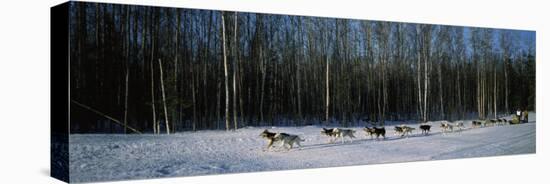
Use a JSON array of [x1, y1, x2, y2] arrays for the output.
[[332, 128, 356, 143], [495, 118, 507, 126], [440, 121, 454, 133], [260, 129, 287, 150], [472, 120, 483, 128], [453, 121, 465, 132], [364, 127, 385, 140], [260, 129, 281, 150], [321, 128, 338, 143], [401, 126, 415, 137], [273, 133, 305, 150], [487, 119, 498, 127], [373, 127, 386, 140], [419, 124, 431, 135], [501, 118, 509, 125], [363, 127, 376, 139], [394, 126, 404, 136], [394, 125, 414, 137]]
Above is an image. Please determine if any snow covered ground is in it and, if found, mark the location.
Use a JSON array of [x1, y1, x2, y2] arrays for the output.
[[69, 114, 535, 183]]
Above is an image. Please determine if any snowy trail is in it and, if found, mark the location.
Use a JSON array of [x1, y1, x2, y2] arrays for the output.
[[69, 115, 535, 183]]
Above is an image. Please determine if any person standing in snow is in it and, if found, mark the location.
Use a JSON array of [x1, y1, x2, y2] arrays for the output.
[[516, 108, 522, 120]]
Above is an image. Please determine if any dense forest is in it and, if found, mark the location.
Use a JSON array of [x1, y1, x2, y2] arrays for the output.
[[68, 2, 535, 134]]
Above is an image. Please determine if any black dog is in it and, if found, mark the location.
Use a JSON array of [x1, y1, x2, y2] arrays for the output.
[[472, 120, 483, 128], [373, 127, 386, 140], [419, 124, 431, 135], [364, 127, 386, 140]]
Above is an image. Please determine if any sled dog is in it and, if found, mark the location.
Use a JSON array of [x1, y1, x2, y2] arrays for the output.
[[364, 127, 386, 140], [394, 126, 404, 136], [260, 129, 285, 150], [497, 118, 508, 125], [332, 128, 356, 143], [453, 121, 465, 131], [321, 128, 338, 143], [440, 121, 454, 133], [394, 125, 414, 137], [419, 124, 431, 135], [273, 132, 305, 150], [487, 119, 498, 127], [472, 120, 483, 128], [363, 127, 376, 139], [401, 126, 415, 137]]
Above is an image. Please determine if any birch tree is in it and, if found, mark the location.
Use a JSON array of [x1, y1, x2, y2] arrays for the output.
[[221, 12, 230, 131]]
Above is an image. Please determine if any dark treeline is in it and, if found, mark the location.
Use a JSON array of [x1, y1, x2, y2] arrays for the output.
[[68, 2, 535, 133]]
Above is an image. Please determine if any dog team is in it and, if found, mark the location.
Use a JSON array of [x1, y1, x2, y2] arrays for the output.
[[260, 116, 521, 151]]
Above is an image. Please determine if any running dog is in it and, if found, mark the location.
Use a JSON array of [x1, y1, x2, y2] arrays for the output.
[[472, 120, 483, 128], [363, 127, 376, 139], [394, 126, 404, 136], [453, 121, 465, 132], [273, 132, 305, 150], [394, 125, 414, 137], [419, 124, 431, 135], [364, 127, 386, 140], [332, 128, 356, 143], [440, 121, 454, 134], [487, 119, 498, 127], [498, 118, 508, 125], [320, 128, 338, 143], [259, 129, 286, 150], [401, 126, 415, 137]]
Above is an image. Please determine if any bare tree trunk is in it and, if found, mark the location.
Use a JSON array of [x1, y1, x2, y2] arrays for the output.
[[201, 12, 212, 129], [296, 18, 304, 125], [504, 57, 509, 114], [438, 55, 444, 120], [494, 59, 497, 118], [221, 12, 230, 131], [457, 62, 462, 118], [476, 50, 481, 119], [325, 48, 330, 124], [191, 63, 197, 131], [158, 59, 170, 134], [416, 26, 424, 122], [324, 25, 330, 125], [151, 59, 157, 134], [416, 25, 431, 122], [123, 7, 130, 134], [423, 34, 430, 122], [216, 79, 221, 130], [124, 67, 129, 134], [501, 32, 510, 115], [233, 12, 238, 130], [175, 9, 180, 83], [174, 9, 180, 132], [149, 12, 157, 134], [259, 47, 266, 125]]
